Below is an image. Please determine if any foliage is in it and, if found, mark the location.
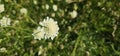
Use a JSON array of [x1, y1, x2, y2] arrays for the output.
[[0, 0, 120, 56]]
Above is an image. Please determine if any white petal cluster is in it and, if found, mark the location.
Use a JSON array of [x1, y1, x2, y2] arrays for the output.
[[0, 16, 11, 27], [20, 8, 27, 15], [45, 4, 49, 10], [32, 17, 59, 40], [69, 10, 78, 18], [32, 27, 45, 40], [0, 47, 7, 52], [53, 5, 58, 11], [66, 0, 73, 3], [38, 45, 46, 56], [38, 46, 43, 55], [0, 4, 5, 13], [33, 0, 37, 5], [40, 17, 59, 40]]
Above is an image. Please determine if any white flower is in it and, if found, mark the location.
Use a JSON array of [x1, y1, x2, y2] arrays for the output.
[[51, 13, 55, 17], [66, 0, 73, 3], [45, 4, 49, 10], [0, 47, 7, 52], [0, 16, 11, 27], [39, 17, 59, 40], [53, 5, 58, 11], [38, 46, 43, 55], [0, 4, 5, 13], [32, 17, 59, 40], [20, 8, 27, 14], [33, 0, 37, 5], [69, 10, 78, 18], [32, 27, 45, 40]]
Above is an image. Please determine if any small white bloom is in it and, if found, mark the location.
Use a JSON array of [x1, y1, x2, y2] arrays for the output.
[[20, 8, 27, 15], [69, 10, 78, 18], [39, 17, 59, 40], [51, 13, 55, 17], [53, 5, 58, 11], [0, 47, 7, 52], [38, 50, 42, 55], [0, 4, 5, 13], [33, 0, 37, 5], [66, 0, 73, 3], [45, 4, 49, 10], [38, 46, 43, 55], [32, 27, 45, 40], [0, 16, 11, 27]]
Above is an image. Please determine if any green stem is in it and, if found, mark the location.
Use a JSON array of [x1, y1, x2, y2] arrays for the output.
[[25, 15, 39, 26], [71, 36, 80, 56]]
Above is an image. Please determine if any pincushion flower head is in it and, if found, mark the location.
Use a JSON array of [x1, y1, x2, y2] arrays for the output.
[[32, 27, 45, 40], [0, 16, 11, 27], [32, 17, 59, 40], [39, 17, 59, 40], [0, 4, 5, 13]]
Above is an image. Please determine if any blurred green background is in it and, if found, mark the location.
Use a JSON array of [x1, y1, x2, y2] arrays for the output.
[[0, 0, 120, 56]]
